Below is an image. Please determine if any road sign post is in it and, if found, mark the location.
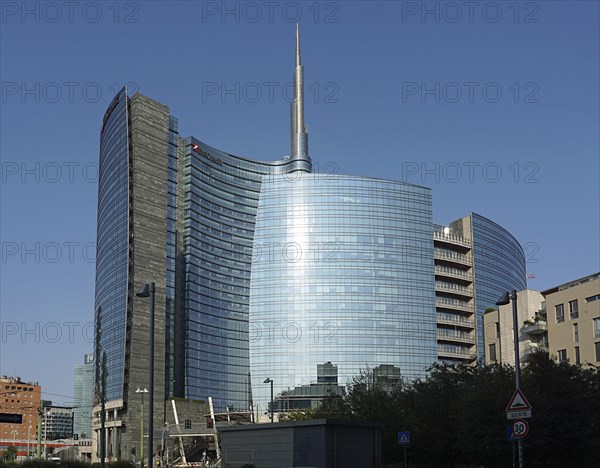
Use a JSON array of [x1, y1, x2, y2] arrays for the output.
[[506, 388, 532, 420], [398, 431, 410, 468]]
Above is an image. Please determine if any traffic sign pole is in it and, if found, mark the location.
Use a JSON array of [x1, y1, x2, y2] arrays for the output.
[[397, 431, 410, 467]]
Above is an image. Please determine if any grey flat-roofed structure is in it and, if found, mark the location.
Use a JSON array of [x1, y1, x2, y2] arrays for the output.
[[219, 419, 382, 468]]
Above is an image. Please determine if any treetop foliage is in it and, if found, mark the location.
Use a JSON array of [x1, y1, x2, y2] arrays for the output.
[[282, 354, 599, 467]]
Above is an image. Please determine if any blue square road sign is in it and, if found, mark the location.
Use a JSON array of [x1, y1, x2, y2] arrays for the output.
[[398, 431, 411, 445]]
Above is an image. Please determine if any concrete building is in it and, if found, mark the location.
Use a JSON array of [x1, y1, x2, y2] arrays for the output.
[[483, 290, 546, 365], [0, 376, 40, 458], [43, 404, 74, 440], [543, 273, 600, 366], [483, 273, 600, 367]]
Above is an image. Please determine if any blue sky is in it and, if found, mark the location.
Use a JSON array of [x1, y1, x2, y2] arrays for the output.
[[1, 1, 598, 402]]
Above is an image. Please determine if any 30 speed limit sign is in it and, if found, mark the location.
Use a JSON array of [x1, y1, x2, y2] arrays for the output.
[[512, 419, 529, 438]]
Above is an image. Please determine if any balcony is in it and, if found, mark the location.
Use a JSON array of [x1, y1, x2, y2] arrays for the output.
[[434, 249, 472, 266], [436, 281, 474, 298], [434, 265, 473, 282], [437, 329, 476, 344], [522, 344, 549, 360], [433, 229, 471, 248], [438, 344, 475, 360], [436, 297, 475, 313], [521, 321, 548, 335], [437, 312, 475, 328]]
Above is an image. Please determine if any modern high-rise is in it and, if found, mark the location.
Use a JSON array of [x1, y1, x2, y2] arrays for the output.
[[249, 174, 437, 414], [42, 404, 74, 441], [73, 354, 94, 438], [93, 27, 526, 459], [434, 215, 527, 364]]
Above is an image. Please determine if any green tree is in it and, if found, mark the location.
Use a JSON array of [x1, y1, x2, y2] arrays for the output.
[[521, 352, 600, 466], [3, 445, 17, 461], [275, 357, 600, 466], [277, 407, 319, 422]]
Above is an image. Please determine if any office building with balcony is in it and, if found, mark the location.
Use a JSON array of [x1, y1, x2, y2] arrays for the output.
[[42, 404, 74, 441], [92, 27, 527, 459], [483, 273, 600, 367], [435, 215, 527, 364], [483, 290, 546, 365], [543, 273, 600, 366]]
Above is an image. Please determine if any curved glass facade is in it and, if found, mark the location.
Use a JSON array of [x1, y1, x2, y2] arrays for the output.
[[95, 88, 130, 401], [249, 174, 438, 413], [471, 213, 527, 356], [182, 140, 299, 409]]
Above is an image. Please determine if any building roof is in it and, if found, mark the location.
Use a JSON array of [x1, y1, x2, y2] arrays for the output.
[[541, 272, 600, 296]]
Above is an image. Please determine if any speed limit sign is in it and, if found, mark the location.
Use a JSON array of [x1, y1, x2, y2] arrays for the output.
[[512, 419, 529, 438]]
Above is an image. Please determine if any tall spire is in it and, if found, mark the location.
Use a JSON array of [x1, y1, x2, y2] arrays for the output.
[[296, 22, 301, 67], [290, 23, 310, 169]]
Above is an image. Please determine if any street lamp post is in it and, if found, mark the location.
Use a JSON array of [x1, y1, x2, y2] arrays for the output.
[[496, 290, 524, 468], [12, 429, 18, 460], [28, 425, 32, 459], [137, 282, 156, 468], [161, 422, 169, 467], [135, 388, 149, 468], [263, 378, 274, 423], [44, 408, 49, 460]]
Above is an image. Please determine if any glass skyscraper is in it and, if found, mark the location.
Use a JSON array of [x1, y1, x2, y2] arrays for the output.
[[96, 87, 130, 401], [182, 139, 305, 409], [73, 354, 94, 438], [92, 27, 526, 460], [249, 175, 437, 413], [466, 213, 527, 356]]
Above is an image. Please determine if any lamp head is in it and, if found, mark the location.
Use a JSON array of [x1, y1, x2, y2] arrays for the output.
[[263, 378, 272, 384], [136, 284, 150, 298], [495, 291, 511, 306]]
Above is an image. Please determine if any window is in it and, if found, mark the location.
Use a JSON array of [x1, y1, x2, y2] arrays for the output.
[[586, 294, 600, 303], [558, 349, 567, 362], [594, 318, 600, 338], [573, 323, 579, 342], [555, 304, 564, 323], [569, 300, 579, 319], [575, 346, 580, 365], [489, 343, 497, 362]]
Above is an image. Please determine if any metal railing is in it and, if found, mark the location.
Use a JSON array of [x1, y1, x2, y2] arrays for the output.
[[438, 344, 473, 356], [436, 297, 474, 312], [434, 248, 472, 265], [436, 281, 473, 295], [434, 265, 473, 281], [437, 329, 475, 342], [437, 312, 475, 326], [433, 229, 471, 247]]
